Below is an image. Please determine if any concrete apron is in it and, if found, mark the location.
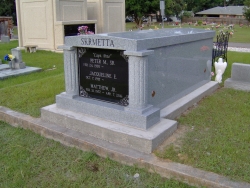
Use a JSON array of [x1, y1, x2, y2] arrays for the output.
[[0, 82, 249, 188]]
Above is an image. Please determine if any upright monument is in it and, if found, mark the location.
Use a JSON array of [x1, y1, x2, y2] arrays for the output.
[[41, 28, 218, 153]]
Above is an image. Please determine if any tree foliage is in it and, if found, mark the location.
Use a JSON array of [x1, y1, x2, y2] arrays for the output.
[[126, 0, 187, 26], [165, 0, 186, 17], [184, 0, 244, 13], [125, 0, 246, 26], [0, 0, 16, 24], [243, 0, 250, 22], [185, 0, 222, 13], [229, 0, 245, 5], [180, 11, 192, 21], [0, 0, 15, 16], [126, 0, 159, 26]]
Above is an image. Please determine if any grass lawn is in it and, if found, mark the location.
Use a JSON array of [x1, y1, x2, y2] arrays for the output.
[[0, 40, 65, 117], [0, 121, 195, 188], [126, 22, 250, 43]]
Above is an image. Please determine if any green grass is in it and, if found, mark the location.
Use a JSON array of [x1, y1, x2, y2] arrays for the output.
[[0, 121, 195, 188], [156, 88, 250, 183], [126, 22, 250, 43], [0, 41, 65, 117], [155, 52, 250, 183]]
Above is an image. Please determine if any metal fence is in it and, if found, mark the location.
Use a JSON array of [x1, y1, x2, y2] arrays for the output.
[[183, 17, 250, 25]]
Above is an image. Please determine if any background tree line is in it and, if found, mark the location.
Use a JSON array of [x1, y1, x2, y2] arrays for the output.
[[0, 0, 249, 26], [0, 0, 16, 24], [126, 0, 249, 26]]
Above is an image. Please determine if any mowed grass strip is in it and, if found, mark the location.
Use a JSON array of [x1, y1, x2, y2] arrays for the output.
[[156, 88, 250, 183], [0, 121, 196, 188], [0, 41, 65, 116], [0, 74, 64, 117], [0, 40, 64, 89]]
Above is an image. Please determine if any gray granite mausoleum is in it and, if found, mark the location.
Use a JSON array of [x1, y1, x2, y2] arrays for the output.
[[41, 28, 216, 153]]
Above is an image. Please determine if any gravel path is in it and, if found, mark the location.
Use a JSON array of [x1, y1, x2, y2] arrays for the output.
[[228, 42, 250, 53], [228, 47, 250, 52]]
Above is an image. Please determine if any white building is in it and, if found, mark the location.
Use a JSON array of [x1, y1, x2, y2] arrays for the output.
[[16, 0, 125, 51], [196, 6, 245, 18]]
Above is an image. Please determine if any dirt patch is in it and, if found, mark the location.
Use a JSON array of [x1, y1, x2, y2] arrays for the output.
[[155, 124, 190, 153]]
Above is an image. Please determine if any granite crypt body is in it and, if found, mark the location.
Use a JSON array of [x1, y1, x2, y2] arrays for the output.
[[41, 28, 215, 153]]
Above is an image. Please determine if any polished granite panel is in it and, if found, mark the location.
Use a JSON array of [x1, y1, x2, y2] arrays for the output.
[[147, 38, 213, 108]]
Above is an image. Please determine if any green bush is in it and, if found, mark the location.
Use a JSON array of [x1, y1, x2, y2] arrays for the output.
[[197, 20, 202, 25]]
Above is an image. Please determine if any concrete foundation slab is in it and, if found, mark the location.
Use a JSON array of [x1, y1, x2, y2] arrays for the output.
[[41, 80, 218, 154], [224, 78, 250, 91], [41, 104, 178, 153], [225, 63, 250, 91], [0, 64, 42, 79], [1, 35, 10, 43]]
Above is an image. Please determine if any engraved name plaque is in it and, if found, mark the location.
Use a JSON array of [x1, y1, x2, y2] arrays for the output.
[[78, 48, 129, 106]]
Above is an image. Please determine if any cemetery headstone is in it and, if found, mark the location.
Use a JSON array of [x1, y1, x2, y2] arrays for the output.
[[0, 21, 8, 36], [0, 20, 10, 42], [4, 21, 8, 35], [1, 35, 10, 43], [0, 22, 4, 36], [41, 28, 217, 153], [10, 48, 26, 69], [225, 63, 250, 91]]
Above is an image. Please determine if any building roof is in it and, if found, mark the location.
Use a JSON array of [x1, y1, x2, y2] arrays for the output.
[[196, 6, 244, 16]]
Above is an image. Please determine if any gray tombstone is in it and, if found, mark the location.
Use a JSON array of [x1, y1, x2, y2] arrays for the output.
[[0, 22, 4, 36], [10, 48, 26, 69], [1, 35, 10, 43], [0, 21, 9, 42], [225, 63, 250, 91], [4, 21, 8, 35]]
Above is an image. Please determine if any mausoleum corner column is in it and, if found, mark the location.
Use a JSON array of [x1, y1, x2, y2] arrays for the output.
[[59, 45, 79, 97], [124, 50, 154, 112]]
